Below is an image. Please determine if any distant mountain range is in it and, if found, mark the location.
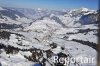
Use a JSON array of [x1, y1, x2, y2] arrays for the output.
[[0, 7, 98, 29]]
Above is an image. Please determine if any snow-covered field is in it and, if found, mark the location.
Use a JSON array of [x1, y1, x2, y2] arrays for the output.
[[0, 7, 98, 66]]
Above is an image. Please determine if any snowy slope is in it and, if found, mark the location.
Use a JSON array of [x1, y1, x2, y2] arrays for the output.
[[0, 7, 32, 29], [0, 6, 98, 66], [0, 7, 5, 10]]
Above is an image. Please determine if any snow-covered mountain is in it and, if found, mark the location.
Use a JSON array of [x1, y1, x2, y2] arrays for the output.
[[0, 7, 25, 20], [0, 6, 98, 66], [6, 7, 64, 20], [0, 7, 32, 29]]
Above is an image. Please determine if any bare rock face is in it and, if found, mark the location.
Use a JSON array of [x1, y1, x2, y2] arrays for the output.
[[79, 13, 98, 25]]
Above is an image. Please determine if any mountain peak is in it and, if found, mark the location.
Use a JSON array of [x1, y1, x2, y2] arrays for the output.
[[0, 7, 5, 10], [80, 7, 89, 12], [37, 8, 42, 11]]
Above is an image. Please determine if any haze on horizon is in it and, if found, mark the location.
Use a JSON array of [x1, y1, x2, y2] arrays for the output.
[[0, 0, 99, 10]]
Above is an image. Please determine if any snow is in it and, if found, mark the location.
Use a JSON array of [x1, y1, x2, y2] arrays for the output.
[[58, 14, 81, 27], [0, 7, 98, 66], [24, 18, 62, 31], [0, 7, 5, 10], [80, 7, 89, 12], [51, 46, 62, 54]]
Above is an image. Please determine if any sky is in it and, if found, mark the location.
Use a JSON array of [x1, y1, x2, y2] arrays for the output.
[[0, 0, 99, 10]]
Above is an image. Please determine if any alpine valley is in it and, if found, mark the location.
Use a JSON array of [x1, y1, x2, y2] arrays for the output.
[[0, 7, 98, 66]]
